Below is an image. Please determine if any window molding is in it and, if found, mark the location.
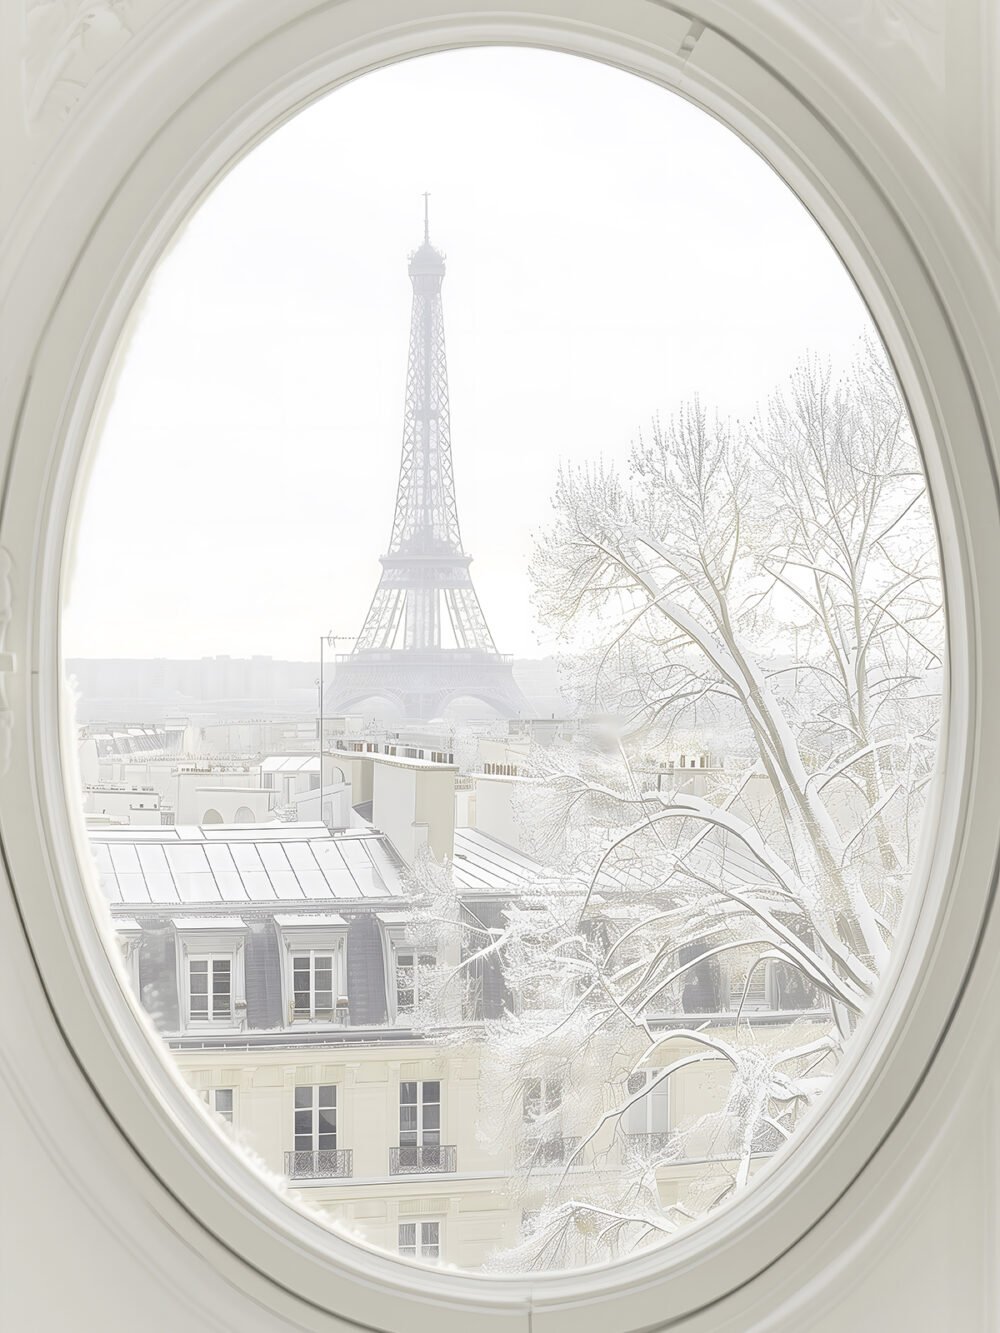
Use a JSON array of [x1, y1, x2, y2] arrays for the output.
[[3, 3, 998, 1331]]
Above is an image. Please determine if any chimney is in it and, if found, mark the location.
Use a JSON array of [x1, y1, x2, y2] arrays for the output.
[[371, 754, 457, 867]]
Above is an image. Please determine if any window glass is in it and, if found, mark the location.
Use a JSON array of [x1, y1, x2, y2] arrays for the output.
[[294, 1085, 337, 1153], [65, 46, 943, 1274]]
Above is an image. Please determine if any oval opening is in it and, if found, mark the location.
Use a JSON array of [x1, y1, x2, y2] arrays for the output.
[[62, 46, 944, 1276]]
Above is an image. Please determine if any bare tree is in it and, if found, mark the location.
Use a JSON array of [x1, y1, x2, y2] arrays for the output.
[[414, 341, 942, 1269]]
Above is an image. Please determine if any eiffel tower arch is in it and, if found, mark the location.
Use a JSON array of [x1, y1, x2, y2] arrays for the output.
[[328, 203, 530, 722]]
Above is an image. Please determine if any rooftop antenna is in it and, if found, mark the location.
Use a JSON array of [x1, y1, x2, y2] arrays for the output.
[[422, 190, 430, 243]]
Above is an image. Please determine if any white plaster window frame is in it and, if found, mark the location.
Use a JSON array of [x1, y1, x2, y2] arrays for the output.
[[3, 3, 996, 1331]]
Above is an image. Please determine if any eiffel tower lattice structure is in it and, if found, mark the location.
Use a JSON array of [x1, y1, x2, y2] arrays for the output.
[[328, 203, 529, 721]]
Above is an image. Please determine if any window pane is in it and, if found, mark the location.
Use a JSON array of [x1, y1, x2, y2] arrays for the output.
[[67, 45, 944, 1278]]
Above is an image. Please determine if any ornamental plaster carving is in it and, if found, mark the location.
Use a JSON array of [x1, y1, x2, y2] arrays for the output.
[[22, 0, 168, 134]]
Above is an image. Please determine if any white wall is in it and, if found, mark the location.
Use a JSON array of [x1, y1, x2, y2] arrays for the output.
[[82, 786, 162, 824], [173, 769, 258, 823], [194, 785, 273, 824], [372, 756, 457, 865], [472, 775, 532, 852]]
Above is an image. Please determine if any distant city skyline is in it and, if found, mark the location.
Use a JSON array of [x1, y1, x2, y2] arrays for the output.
[[63, 46, 875, 663]]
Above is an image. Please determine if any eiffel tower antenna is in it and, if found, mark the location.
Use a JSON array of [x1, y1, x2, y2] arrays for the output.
[[327, 211, 529, 721], [422, 190, 430, 243]]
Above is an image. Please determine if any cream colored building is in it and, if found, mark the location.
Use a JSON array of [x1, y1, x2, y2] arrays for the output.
[[176, 1029, 753, 1270], [96, 798, 828, 1270]]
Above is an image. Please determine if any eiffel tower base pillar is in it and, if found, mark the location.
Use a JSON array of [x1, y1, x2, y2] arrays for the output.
[[326, 652, 529, 721]]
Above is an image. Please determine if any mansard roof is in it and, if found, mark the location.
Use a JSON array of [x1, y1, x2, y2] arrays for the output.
[[91, 821, 405, 907], [90, 820, 539, 908]]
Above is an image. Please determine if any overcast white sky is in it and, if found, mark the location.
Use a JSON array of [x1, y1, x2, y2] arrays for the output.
[[63, 47, 875, 663]]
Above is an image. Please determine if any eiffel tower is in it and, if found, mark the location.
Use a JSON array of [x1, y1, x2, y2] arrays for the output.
[[327, 201, 529, 721]]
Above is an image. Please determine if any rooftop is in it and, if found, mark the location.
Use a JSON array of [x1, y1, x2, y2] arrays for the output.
[[92, 821, 405, 906], [91, 821, 541, 907]]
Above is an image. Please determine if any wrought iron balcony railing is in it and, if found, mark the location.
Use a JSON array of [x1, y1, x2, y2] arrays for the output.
[[389, 1144, 458, 1175], [284, 1148, 353, 1179], [520, 1135, 581, 1168]]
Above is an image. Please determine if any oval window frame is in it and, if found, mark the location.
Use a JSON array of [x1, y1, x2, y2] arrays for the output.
[[4, 3, 997, 1331]]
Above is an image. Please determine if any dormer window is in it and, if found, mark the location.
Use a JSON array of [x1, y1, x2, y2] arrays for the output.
[[189, 955, 232, 1021], [172, 918, 247, 1032], [395, 951, 436, 1019], [377, 910, 440, 1023], [292, 951, 335, 1020], [275, 914, 348, 1025]]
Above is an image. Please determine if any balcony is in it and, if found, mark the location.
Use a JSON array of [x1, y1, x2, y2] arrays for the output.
[[284, 1148, 353, 1179], [520, 1135, 581, 1168], [389, 1144, 458, 1175]]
